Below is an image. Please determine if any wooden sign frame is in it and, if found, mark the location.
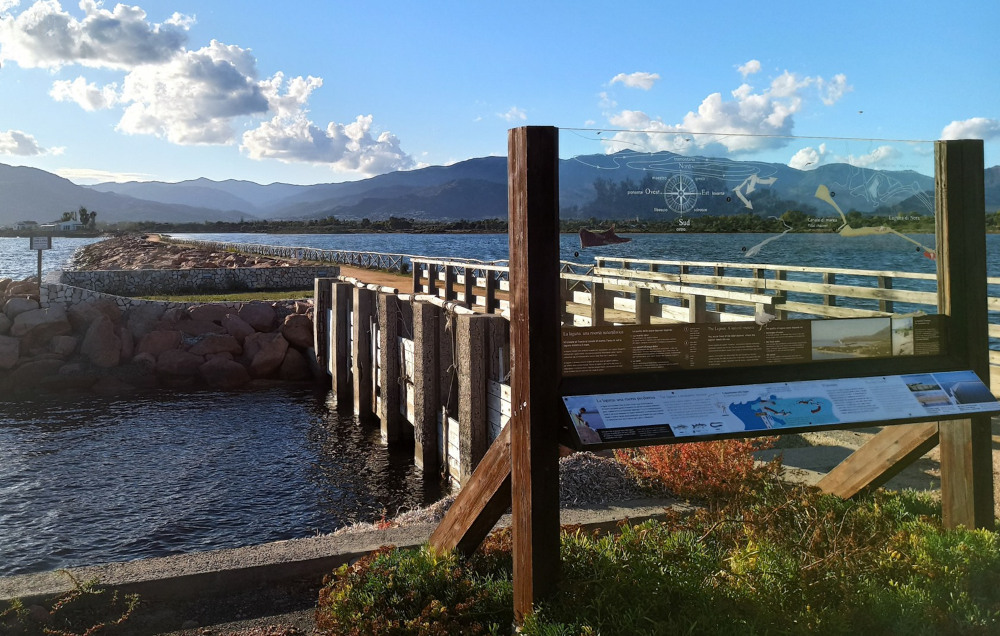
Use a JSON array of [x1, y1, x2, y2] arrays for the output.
[[430, 129, 993, 620]]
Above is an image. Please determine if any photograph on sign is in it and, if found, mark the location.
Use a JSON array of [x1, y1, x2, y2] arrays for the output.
[[556, 129, 940, 375], [563, 371, 999, 447]]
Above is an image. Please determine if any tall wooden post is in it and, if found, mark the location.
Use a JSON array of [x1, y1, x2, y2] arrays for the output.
[[353, 286, 376, 422], [378, 293, 404, 443], [331, 282, 353, 406], [936, 139, 994, 530], [412, 301, 441, 473], [508, 126, 562, 619]]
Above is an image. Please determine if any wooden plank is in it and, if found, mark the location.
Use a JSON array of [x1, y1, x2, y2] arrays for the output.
[[778, 300, 890, 319], [507, 126, 563, 619], [935, 138, 994, 530], [429, 423, 512, 553], [816, 422, 939, 498]]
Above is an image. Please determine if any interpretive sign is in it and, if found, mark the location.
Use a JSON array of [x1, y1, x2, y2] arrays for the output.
[[29, 236, 51, 250], [563, 370, 1000, 448], [562, 315, 944, 376]]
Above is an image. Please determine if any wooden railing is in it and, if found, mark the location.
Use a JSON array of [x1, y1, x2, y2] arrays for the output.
[[412, 255, 944, 325]]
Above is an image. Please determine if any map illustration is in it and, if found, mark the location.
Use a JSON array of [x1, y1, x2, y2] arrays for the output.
[[729, 395, 839, 431]]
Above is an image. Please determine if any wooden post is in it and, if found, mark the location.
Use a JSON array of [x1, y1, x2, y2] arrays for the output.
[[378, 293, 404, 444], [353, 286, 376, 422], [590, 281, 605, 326], [463, 266, 476, 309], [457, 314, 489, 483], [635, 286, 651, 324], [413, 301, 441, 473], [444, 265, 455, 302], [508, 126, 562, 619], [412, 262, 422, 294], [877, 275, 894, 314], [331, 282, 353, 407], [485, 273, 498, 314], [427, 263, 438, 298], [313, 277, 335, 373], [822, 272, 837, 306], [936, 138, 994, 530]]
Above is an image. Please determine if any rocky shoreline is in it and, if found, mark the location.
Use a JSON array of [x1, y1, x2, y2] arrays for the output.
[[0, 235, 322, 395]]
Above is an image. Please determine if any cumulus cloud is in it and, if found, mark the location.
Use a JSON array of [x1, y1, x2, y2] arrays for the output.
[[0, 1, 414, 176], [50, 75, 118, 110], [0, 1, 21, 14], [0, 128, 46, 155], [499, 106, 526, 122], [788, 143, 829, 170], [842, 145, 901, 169], [0, 0, 190, 69], [241, 74, 414, 174], [610, 71, 660, 90], [941, 117, 1000, 140], [603, 68, 852, 155], [116, 40, 269, 144], [737, 59, 761, 78]]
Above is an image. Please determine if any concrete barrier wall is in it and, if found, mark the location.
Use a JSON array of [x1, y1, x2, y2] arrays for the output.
[[316, 278, 511, 484], [60, 266, 337, 297]]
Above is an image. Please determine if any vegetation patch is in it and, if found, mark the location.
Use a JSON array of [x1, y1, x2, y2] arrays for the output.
[[315, 441, 1000, 635]]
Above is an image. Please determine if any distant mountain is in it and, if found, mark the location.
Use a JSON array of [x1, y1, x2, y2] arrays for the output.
[[0, 163, 252, 227], [5, 154, 999, 228]]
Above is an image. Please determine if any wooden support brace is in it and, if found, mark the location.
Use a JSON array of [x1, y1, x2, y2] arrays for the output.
[[816, 422, 939, 498]]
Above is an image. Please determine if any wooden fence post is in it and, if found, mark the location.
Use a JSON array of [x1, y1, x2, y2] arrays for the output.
[[508, 126, 562, 620], [353, 286, 376, 422], [412, 300, 441, 473], [331, 282, 353, 407], [936, 138, 994, 530], [457, 314, 489, 483], [313, 277, 335, 373], [378, 293, 404, 444]]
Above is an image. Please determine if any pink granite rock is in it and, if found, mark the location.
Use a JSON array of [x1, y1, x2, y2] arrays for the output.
[[49, 335, 79, 358], [245, 331, 288, 377], [188, 333, 242, 356], [188, 304, 233, 324], [125, 304, 166, 340], [280, 313, 314, 350], [178, 319, 226, 336], [156, 349, 204, 376], [199, 357, 251, 389], [136, 330, 183, 356], [0, 313, 10, 335], [81, 315, 121, 368], [222, 314, 255, 342], [0, 334, 19, 370], [68, 299, 122, 331], [11, 305, 71, 342], [4, 297, 39, 321], [118, 326, 134, 361], [238, 302, 276, 331], [278, 347, 312, 381]]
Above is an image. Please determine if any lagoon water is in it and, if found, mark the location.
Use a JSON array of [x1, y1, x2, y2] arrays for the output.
[[0, 231, 994, 576]]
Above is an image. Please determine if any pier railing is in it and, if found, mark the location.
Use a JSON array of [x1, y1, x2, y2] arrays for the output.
[[411, 255, 943, 323]]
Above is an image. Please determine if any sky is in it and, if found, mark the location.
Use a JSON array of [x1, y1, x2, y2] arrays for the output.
[[0, 0, 998, 186]]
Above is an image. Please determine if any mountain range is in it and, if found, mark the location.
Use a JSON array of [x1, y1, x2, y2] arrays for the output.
[[1, 152, 998, 228]]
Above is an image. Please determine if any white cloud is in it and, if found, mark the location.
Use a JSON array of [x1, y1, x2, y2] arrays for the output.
[[0, 128, 45, 155], [0, 0, 190, 69], [788, 143, 829, 170], [241, 74, 413, 174], [604, 69, 850, 155], [0, 1, 21, 14], [941, 117, 1000, 140], [818, 73, 851, 106], [843, 145, 900, 169], [55, 166, 151, 184], [610, 71, 660, 90], [116, 40, 269, 144], [737, 59, 761, 78], [499, 106, 526, 122], [50, 75, 118, 110], [1, 2, 413, 176]]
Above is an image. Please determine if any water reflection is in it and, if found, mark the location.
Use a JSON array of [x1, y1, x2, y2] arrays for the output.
[[0, 386, 447, 576]]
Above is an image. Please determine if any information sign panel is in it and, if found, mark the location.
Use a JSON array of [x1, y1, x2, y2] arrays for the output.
[[29, 236, 52, 250], [563, 370, 999, 448]]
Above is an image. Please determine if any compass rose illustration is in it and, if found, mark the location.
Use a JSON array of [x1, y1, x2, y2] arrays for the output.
[[663, 174, 699, 215]]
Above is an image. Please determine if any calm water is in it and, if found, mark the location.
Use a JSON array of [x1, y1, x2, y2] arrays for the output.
[[0, 231, 993, 576], [0, 387, 444, 576]]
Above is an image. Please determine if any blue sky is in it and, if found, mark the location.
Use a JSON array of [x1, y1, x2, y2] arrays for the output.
[[0, 0, 997, 185]]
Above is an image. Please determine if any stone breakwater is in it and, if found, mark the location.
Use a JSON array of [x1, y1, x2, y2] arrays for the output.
[[0, 275, 321, 395]]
